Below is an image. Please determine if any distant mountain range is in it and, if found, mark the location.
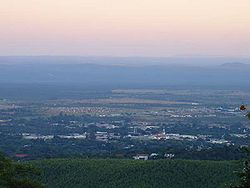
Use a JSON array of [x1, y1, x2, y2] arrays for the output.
[[0, 56, 249, 87]]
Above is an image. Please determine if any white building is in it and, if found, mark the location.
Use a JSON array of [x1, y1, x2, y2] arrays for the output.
[[133, 154, 149, 160]]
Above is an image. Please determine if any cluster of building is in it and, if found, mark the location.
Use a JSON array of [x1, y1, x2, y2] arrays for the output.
[[133, 153, 175, 160], [44, 106, 122, 116]]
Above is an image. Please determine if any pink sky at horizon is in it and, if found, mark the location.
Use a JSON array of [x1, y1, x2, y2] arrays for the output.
[[0, 0, 250, 57]]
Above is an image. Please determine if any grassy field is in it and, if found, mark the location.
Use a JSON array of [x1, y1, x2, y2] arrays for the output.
[[30, 159, 242, 188]]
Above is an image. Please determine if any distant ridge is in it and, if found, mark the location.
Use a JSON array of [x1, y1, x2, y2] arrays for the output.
[[220, 62, 250, 68], [0, 61, 250, 87]]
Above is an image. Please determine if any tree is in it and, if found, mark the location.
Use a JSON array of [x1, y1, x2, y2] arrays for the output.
[[247, 113, 250, 120], [230, 105, 250, 188], [0, 153, 43, 188]]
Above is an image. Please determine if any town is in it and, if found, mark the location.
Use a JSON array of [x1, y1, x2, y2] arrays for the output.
[[0, 88, 249, 160]]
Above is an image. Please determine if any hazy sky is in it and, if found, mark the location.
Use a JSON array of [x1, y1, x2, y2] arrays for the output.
[[1, 0, 250, 57]]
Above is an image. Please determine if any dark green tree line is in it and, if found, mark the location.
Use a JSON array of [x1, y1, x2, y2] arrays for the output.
[[0, 153, 43, 188]]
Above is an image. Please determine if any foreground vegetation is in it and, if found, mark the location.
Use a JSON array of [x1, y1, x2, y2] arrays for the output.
[[30, 158, 242, 188], [0, 153, 42, 188]]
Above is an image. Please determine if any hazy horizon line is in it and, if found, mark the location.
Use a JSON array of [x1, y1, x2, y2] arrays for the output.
[[0, 56, 250, 66], [1, 55, 250, 59]]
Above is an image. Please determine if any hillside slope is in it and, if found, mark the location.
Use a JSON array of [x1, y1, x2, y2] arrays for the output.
[[31, 159, 242, 188]]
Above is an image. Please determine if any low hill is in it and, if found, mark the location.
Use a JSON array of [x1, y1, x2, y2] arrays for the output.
[[30, 159, 242, 188]]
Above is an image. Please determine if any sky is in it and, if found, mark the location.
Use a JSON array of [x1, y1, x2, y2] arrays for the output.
[[1, 0, 250, 57]]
